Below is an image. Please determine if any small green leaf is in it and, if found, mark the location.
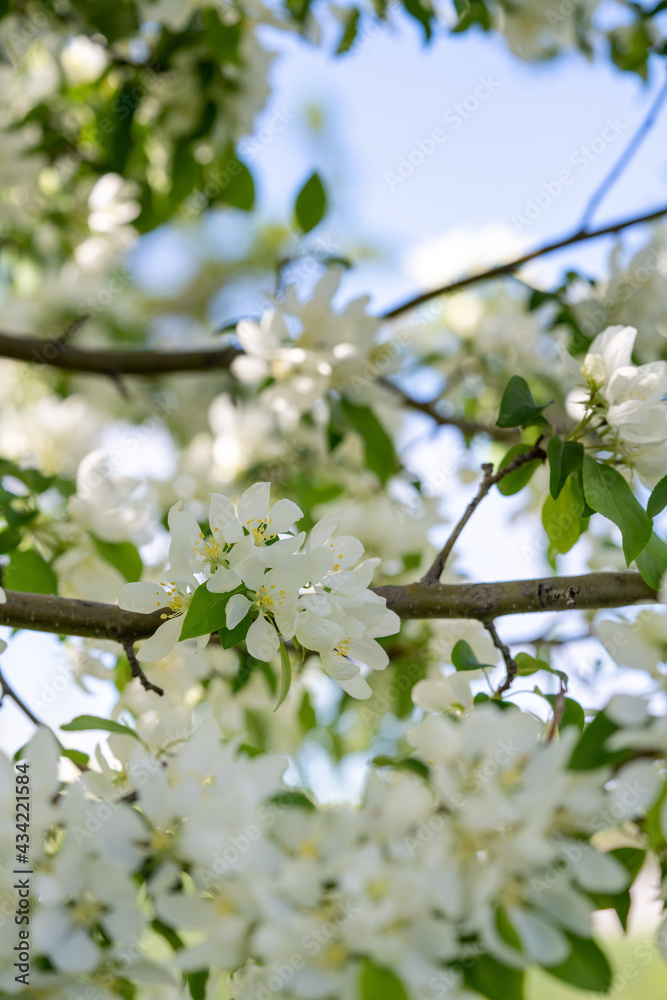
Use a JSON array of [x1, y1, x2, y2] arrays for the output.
[[496, 444, 543, 496], [4, 549, 57, 595], [340, 397, 396, 483], [372, 755, 430, 779], [568, 710, 632, 771], [636, 532, 667, 590], [180, 586, 241, 641], [298, 691, 317, 732], [648, 474, 667, 519], [544, 695, 585, 733], [336, 6, 360, 53], [452, 639, 494, 671], [547, 437, 584, 498], [218, 612, 253, 650], [60, 748, 89, 769], [275, 642, 292, 710], [187, 970, 209, 1000], [496, 375, 550, 428], [295, 171, 327, 233], [401, 0, 435, 40], [464, 954, 525, 999], [542, 473, 590, 555], [544, 933, 612, 992], [515, 652, 567, 685], [92, 537, 143, 583], [61, 715, 142, 741], [360, 959, 409, 1000], [582, 456, 652, 564], [269, 789, 315, 811]]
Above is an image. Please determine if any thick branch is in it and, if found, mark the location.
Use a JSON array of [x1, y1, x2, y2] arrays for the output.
[[0, 208, 664, 377], [0, 573, 656, 644], [381, 204, 667, 320], [0, 332, 240, 375]]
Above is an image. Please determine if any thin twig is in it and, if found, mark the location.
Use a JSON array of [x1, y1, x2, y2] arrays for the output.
[[123, 641, 164, 696], [485, 620, 518, 696], [421, 440, 547, 584], [547, 677, 567, 742], [578, 71, 667, 232], [382, 203, 667, 320], [0, 667, 87, 771], [378, 378, 519, 441]]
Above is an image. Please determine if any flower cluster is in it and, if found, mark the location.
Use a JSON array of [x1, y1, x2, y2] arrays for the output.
[[2, 688, 657, 999], [120, 482, 399, 698], [231, 269, 387, 419], [572, 324, 667, 485]]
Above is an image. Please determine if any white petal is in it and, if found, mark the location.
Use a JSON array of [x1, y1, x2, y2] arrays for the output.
[[0, 587, 5, 604], [246, 615, 280, 661], [508, 908, 569, 965], [238, 482, 270, 527], [227, 594, 252, 629], [119, 581, 169, 613], [209, 493, 244, 542], [207, 566, 242, 593], [137, 615, 183, 662], [268, 497, 303, 533], [310, 513, 340, 549]]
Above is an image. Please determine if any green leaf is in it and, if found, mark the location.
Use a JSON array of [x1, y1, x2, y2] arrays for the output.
[[61, 715, 142, 741], [4, 549, 57, 595], [60, 748, 89, 769], [295, 171, 327, 233], [636, 532, 667, 590], [0, 526, 21, 554], [275, 642, 292, 710], [269, 789, 315, 811], [496, 444, 543, 496], [452, 639, 494, 671], [542, 473, 590, 555], [587, 849, 646, 930], [218, 613, 253, 650], [372, 755, 430, 779], [568, 710, 633, 771], [219, 148, 255, 211], [402, 0, 435, 40], [547, 437, 584, 498], [298, 691, 317, 732], [582, 455, 652, 564], [360, 959, 409, 1000], [187, 970, 209, 1000], [514, 651, 563, 680], [544, 695, 585, 733], [496, 375, 550, 428], [464, 954, 524, 999], [340, 397, 396, 483], [151, 919, 184, 951], [179, 586, 240, 641], [336, 6, 360, 53], [647, 474, 667, 519], [92, 537, 143, 583], [544, 934, 612, 992]]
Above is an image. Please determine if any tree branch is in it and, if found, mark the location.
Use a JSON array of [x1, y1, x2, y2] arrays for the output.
[[378, 378, 519, 442], [0, 207, 665, 377], [484, 620, 517, 695], [0, 332, 240, 376], [421, 443, 547, 585], [0, 573, 656, 645], [381, 204, 667, 320], [577, 71, 667, 232]]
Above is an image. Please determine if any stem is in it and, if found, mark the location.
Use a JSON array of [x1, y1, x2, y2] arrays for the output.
[[484, 621, 518, 696], [421, 441, 546, 585]]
